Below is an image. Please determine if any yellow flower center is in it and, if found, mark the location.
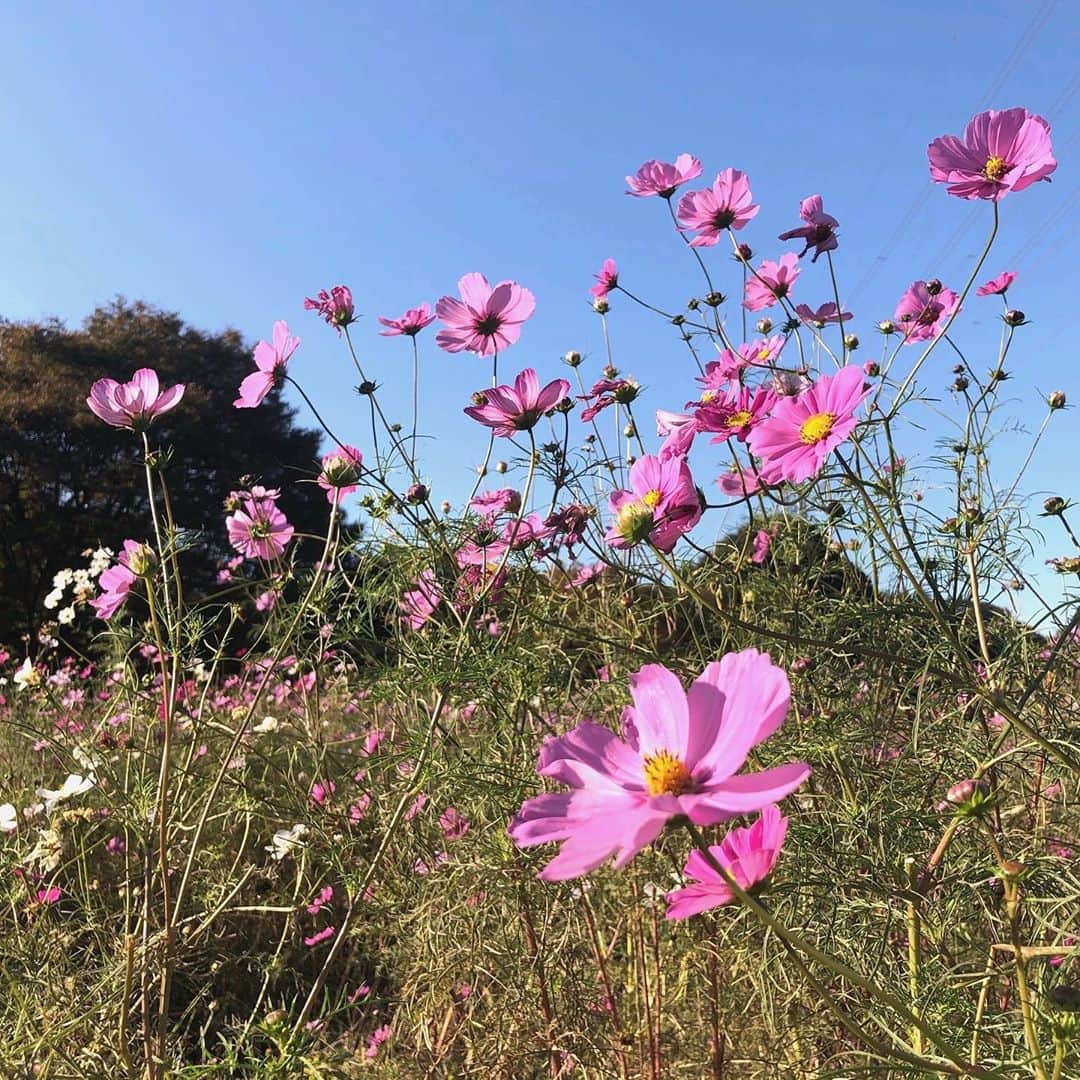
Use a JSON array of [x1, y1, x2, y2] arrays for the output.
[[727, 409, 752, 429], [643, 749, 694, 796], [799, 411, 836, 445], [757, 348, 771, 361], [700, 390, 717, 404], [983, 155, 1008, 181], [642, 488, 663, 509]]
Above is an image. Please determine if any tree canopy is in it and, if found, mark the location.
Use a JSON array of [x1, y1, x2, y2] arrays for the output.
[[0, 299, 330, 644]]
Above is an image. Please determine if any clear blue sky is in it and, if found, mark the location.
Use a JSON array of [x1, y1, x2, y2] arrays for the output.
[[3, 1, 1078, 618]]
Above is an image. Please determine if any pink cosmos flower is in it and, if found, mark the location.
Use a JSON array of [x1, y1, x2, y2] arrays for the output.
[[463, 368, 570, 437], [35, 886, 63, 906], [676, 169, 759, 246], [927, 108, 1056, 201], [439, 806, 470, 841], [625, 154, 703, 198], [318, 444, 363, 502], [470, 488, 522, 518], [234, 321, 300, 409], [751, 529, 772, 565], [743, 254, 801, 312], [578, 378, 639, 422], [779, 195, 839, 262], [795, 302, 852, 326], [700, 384, 777, 445], [656, 409, 700, 460], [590, 258, 619, 300], [365, 1024, 392, 1060], [401, 570, 442, 631], [717, 466, 766, 499], [87, 368, 185, 430], [378, 302, 436, 337], [748, 366, 870, 485], [304, 285, 355, 329], [893, 280, 961, 343], [976, 270, 1017, 297], [664, 804, 789, 919], [436, 272, 535, 357], [509, 651, 810, 881], [304, 925, 336, 947], [226, 496, 295, 561], [90, 540, 147, 620], [606, 454, 701, 553]]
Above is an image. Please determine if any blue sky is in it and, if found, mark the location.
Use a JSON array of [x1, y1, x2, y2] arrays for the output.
[[3, 1, 1078, 617]]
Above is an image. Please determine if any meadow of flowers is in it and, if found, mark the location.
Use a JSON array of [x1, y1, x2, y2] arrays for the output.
[[2, 105, 1078, 1078]]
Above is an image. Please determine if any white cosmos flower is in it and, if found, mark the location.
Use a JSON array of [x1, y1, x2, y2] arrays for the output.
[[267, 823, 308, 861], [0, 803, 17, 834], [36, 773, 95, 815], [13, 659, 40, 691]]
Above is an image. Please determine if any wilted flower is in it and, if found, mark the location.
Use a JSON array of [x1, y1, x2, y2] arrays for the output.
[[304, 285, 355, 329], [779, 195, 839, 262]]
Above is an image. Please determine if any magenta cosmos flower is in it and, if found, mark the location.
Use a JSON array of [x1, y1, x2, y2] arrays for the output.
[[378, 303, 436, 337], [795, 301, 851, 326], [976, 270, 1017, 297], [778, 195, 839, 262], [748, 365, 870, 485], [235, 321, 300, 409], [927, 107, 1056, 201], [676, 169, 759, 247], [590, 258, 619, 299], [401, 570, 442, 631], [606, 454, 701, 553], [436, 272, 535, 357], [227, 495, 295, 561], [665, 804, 789, 920], [90, 540, 149, 620], [318, 444, 363, 502], [625, 153, 703, 198], [87, 368, 185, 431], [464, 368, 570, 437], [304, 285, 355, 329], [893, 280, 960, 343], [509, 651, 810, 881], [743, 254, 801, 312]]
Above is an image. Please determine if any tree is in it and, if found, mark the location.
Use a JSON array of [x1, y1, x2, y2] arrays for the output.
[[0, 298, 331, 644]]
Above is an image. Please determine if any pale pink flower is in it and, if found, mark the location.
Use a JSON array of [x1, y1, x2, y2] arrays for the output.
[[365, 1024, 392, 1060], [743, 254, 801, 312], [976, 270, 1017, 297], [378, 302, 436, 336], [304, 285, 355, 329], [590, 258, 619, 299], [748, 366, 870, 485], [234, 321, 300, 409], [606, 455, 701, 553], [509, 651, 810, 881], [317, 444, 363, 501], [470, 488, 522, 518], [87, 368, 185, 430], [625, 154, 703, 198], [928, 108, 1056, 201], [464, 368, 569, 437], [439, 806, 470, 841], [893, 280, 960, 343], [751, 529, 772, 565], [226, 496, 295, 561], [717, 466, 766, 499], [401, 570, 442, 631], [795, 302, 851, 326], [677, 169, 759, 246], [665, 804, 789, 919], [90, 540, 148, 620], [436, 272, 535, 356], [779, 195, 839, 262]]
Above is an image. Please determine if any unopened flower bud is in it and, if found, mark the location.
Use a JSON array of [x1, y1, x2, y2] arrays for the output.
[[732, 243, 752, 263], [440, 500, 451, 514], [405, 482, 429, 505], [593, 297, 610, 314], [1043, 496, 1067, 516], [686, 298, 700, 311], [127, 543, 158, 578], [603, 364, 619, 379], [953, 376, 970, 392], [998, 858, 1026, 880], [321, 451, 362, 488], [555, 396, 574, 414], [989, 368, 1009, 383], [925, 278, 943, 296], [470, 391, 488, 407], [1048, 390, 1067, 410], [623, 423, 636, 438], [671, 314, 685, 326], [704, 291, 726, 307], [494, 460, 508, 474], [358, 380, 378, 395], [877, 320, 895, 335], [613, 380, 640, 405], [756, 317, 773, 334], [1048, 985, 1080, 1014], [389, 422, 402, 433], [946, 777, 989, 806], [863, 361, 880, 377], [843, 333, 860, 350], [476, 465, 487, 478], [1003, 309, 1026, 327], [826, 500, 846, 521], [782, 317, 801, 334], [564, 350, 582, 368]]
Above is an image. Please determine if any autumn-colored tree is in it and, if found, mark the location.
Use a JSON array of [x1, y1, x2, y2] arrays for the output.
[[0, 299, 330, 644]]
